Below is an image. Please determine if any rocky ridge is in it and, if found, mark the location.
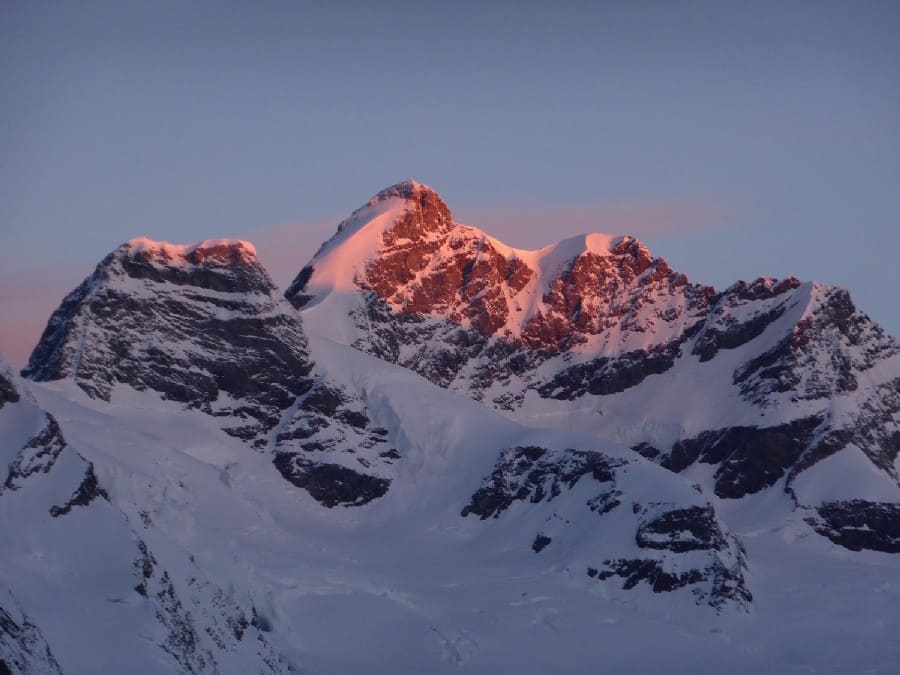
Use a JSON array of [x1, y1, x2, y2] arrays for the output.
[[21, 238, 396, 508], [461, 445, 750, 609], [287, 180, 900, 551], [5, 182, 900, 672], [16, 237, 757, 614]]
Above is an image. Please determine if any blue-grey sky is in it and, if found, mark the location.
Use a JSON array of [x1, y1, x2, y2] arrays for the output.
[[2, 1, 898, 366]]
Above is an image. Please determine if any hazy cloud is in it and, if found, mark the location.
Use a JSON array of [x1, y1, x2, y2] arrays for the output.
[[0, 257, 85, 369], [239, 218, 341, 291], [454, 198, 742, 251]]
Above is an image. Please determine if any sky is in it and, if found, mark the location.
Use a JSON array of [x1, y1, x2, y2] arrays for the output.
[[2, 0, 898, 367]]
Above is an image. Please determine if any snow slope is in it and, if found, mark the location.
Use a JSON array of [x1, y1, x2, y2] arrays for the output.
[[286, 181, 900, 527], [5, 340, 900, 673], [0, 367, 289, 674], [2, 184, 898, 672]]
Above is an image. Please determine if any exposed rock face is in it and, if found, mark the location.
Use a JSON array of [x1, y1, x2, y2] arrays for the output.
[[806, 501, 900, 553], [0, 369, 19, 409], [131, 539, 290, 673], [2, 410, 67, 492], [287, 182, 719, 403], [734, 285, 897, 405], [532, 533, 552, 553], [273, 454, 391, 508], [0, 369, 92, 508], [21, 239, 394, 507], [0, 598, 62, 675], [656, 417, 824, 498], [594, 504, 750, 610], [23, 238, 315, 448], [461, 445, 624, 519], [635, 505, 727, 553], [48, 463, 109, 517], [269, 378, 397, 506], [463, 445, 750, 609], [536, 337, 691, 400], [691, 277, 801, 363], [287, 181, 900, 535]]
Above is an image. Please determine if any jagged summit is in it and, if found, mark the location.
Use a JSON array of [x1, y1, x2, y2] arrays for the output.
[[20, 235, 403, 509], [286, 181, 899, 522], [356, 180, 647, 263], [123, 236, 258, 264], [108, 237, 266, 292], [368, 178, 439, 204], [109, 236, 271, 293], [286, 180, 456, 308], [343, 178, 452, 239], [22, 236, 312, 440], [285, 181, 710, 372], [284, 180, 665, 337], [291, 183, 881, 367]]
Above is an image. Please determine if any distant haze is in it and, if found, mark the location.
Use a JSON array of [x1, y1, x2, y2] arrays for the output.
[[2, 1, 898, 367]]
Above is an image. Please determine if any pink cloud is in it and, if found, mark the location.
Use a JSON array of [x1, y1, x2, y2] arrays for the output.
[[0, 258, 86, 369], [454, 197, 742, 250], [239, 218, 341, 289]]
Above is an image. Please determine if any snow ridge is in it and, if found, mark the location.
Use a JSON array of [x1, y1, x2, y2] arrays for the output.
[[125, 236, 258, 261], [286, 179, 900, 529]]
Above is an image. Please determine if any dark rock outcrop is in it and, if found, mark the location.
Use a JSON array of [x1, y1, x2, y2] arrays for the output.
[[635, 505, 726, 553], [3, 414, 67, 492], [594, 558, 704, 593], [48, 463, 109, 517], [532, 533, 552, 553], [691, 277, 800, 362], [807, 500, 900, 553], [268, 377, 397, 505], [22, 238, 315, 449], [734, 286, 897, 405], [536, 338, 689, 400], [274, 453, 391, 508], [284, 264, 315, 309], [464, 447, 750, 608], [461, 446, 623, 519], [660, 417, 823, 498], [0, 369, 19, 409], [594, 503, 751, 610], [0, 599, 62, 675], [131, 538, 291, 673]]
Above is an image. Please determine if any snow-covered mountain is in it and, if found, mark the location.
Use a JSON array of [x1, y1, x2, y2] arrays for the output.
[[2, 182, 899, 673], [287, 180, 900, 551], [20, 237, 400, 508], [0, 364, 290, 674]]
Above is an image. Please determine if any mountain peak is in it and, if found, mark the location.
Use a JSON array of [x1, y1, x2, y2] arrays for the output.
[[368, 178, 439, 205], [122, 237, 258, 265], [286, 183, 671, 332], [543, 233, 650, 261], [285, 181, 457, 307], [95, 237, 274, 298], [359, 179, 453, 237], [23, 234, 312, 438]]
